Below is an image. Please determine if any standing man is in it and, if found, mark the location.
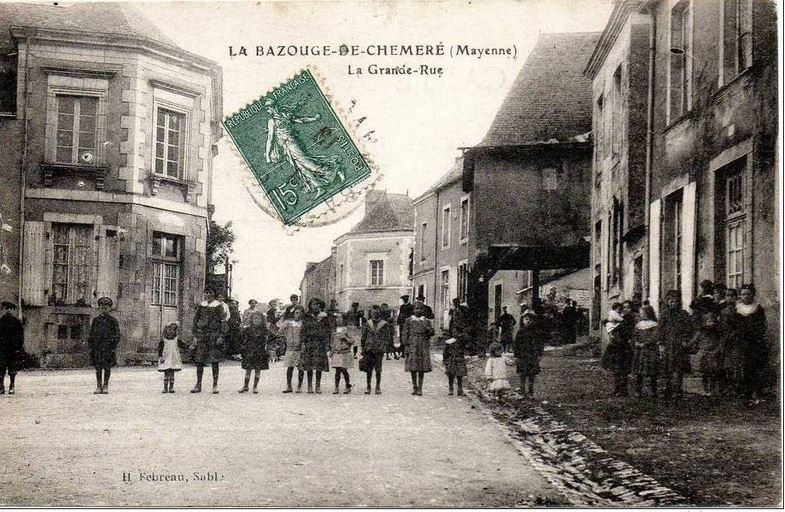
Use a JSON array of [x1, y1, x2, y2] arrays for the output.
[[397, 295, 415, 359], [497, 306, 516, 354], [0, 302, 24, 395], [415, 294, 435, 320], [283, 294, 301, 320], [658, 290, 693, 402]]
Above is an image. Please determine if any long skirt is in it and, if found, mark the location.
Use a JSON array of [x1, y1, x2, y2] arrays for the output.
[[192, 335, 225, 365], [404, 338, 432, 373]]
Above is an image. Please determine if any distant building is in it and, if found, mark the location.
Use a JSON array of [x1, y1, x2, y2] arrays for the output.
[[586, 0, 778, 340], [0, 3, 223, 366], [300, 252, 335, 306], [460, 32, 599, 329], [332, 190, 414, 313]]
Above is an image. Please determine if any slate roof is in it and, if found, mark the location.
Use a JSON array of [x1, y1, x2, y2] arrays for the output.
[[478, 32, 601, 147], [414, 158, 463, 203], [349, 192, 413, 234], [0, 2, 179, 51]]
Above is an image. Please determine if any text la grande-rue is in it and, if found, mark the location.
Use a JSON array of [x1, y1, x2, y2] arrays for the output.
[[348, 63, 444, 77]]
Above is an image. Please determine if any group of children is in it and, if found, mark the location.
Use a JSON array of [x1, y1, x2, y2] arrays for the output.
[[601, 282, 769, 405]]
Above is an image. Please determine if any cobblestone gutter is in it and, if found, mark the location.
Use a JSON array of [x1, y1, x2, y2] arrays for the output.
[[464, 368, 687, 507]]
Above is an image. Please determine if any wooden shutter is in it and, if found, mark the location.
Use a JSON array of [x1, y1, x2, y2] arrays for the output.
[[648, 199, 662, 315], [94, 225, 119, 306], [681, 182, 697, 309], [22, 221, 48, 306]]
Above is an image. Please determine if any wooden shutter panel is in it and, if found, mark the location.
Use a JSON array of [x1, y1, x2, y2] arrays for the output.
[[681, 182, 697, 309], [22, 221, 47, 306], [648, 199, 662, 315], [95, 226, 119, 306]]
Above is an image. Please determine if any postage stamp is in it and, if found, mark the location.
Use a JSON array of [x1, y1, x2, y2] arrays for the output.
[[223, 69, 374, 226]]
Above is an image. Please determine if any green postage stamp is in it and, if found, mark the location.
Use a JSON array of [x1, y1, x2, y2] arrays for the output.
[[223, 69, 374, 226]]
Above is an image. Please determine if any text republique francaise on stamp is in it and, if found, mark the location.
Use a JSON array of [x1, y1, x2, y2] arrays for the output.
[[223, 69, 373, 226]]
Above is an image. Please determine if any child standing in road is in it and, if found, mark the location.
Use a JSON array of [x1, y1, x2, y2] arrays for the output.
[[239, 311, 270, 394], [157, 322, 183, 393], [442, 334, 468, 396], [513, 310, 544, 398], [330, 314, 353, 394], [88, 297, 120, 395], [694, 311, 723, 396], [280, 305, 304, 393], [484, 342, 512, 399]]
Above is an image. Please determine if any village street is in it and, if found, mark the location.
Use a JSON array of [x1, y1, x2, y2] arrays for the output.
[[0, 358, 565, 507]]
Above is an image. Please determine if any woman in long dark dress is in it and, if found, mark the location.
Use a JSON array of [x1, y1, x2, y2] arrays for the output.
[[190, 287, 226, 394], [298, 298, 331, 393], [402, 301, 435, 396], [737, 284, 768, 406]]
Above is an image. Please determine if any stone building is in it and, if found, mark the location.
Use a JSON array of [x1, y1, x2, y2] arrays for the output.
[[586, 0, 778, 338], [332, 190, 413, 314], [300, 253, 335, 306], [0, 3, 223, 366], [411, 159, 471, 330], [460, 32, 599, 330]]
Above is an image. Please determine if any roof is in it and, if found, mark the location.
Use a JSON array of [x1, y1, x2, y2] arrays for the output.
[[478, 32, 601, 147], [0, 3, 187, 55], [414, 157, 463, 203], [349, 192, 413, 234], [585, 0, 648, 79]]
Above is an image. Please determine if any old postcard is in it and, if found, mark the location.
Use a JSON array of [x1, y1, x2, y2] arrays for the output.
[[0, 0, 781, 507]]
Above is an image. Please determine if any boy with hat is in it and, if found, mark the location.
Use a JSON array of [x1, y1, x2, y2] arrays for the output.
[[88, 297, 120, 394], [0, 301, 24, 394]]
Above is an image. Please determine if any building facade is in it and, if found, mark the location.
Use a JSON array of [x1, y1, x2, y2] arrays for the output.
[[299, 252, 335, 306], [587, 0, 778, 342], [461, 32, 599, 330], [411, 160, 472, 330], [332, 190, 413, 313], [0, 3, 223, 366]]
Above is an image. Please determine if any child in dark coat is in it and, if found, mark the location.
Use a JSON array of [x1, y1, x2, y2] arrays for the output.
[[694, 312, 722, 396], [239, 311, 269, 394], [442, 333, 468, 396], [601, 302, 634, 397], [513, 310, 544, 398], [88, 297, 120, 394]]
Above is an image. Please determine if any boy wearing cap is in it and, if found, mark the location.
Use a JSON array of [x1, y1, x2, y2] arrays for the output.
[[0, 301, 24, 394], [88, 297, 120, 394]]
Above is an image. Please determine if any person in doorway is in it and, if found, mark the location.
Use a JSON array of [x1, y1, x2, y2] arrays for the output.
[[157, 322, 183, 393], [88, 297, 120, 395], [658, 290, 694, 402], [737, 284, 768, 406], [0, 301, 24, 395], [402, 301, 435, 396], [361, 305, 388, 395], [238, 311, 269, 394], [298, 298, 331, 393], [497, 306, 516, 354], [190, 287, 226, 394]]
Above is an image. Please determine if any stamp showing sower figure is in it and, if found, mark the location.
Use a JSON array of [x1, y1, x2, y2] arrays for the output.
[[223, 69, 375, 226]]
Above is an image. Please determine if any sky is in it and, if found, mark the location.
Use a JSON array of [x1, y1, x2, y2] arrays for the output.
[[143, 0, 614, 303]]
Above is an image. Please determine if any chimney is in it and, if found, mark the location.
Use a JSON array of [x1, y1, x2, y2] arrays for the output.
[[364, 189, 386, 216]]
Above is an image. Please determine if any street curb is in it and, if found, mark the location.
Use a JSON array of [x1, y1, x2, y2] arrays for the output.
[[463, 373, 687, 507]]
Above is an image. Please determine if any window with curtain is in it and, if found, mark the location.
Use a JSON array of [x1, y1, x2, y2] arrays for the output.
[[52, 223, 93, 305]]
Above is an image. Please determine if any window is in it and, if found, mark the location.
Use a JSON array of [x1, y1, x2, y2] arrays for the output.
[[440, 270, 450, 308], [669, 0, 693, 122], [151, 232, 181, 306], [55, 95, 98, 165], [673, 198, 682, 290], [0, 52, 17, 115], [417, 284, 426, 302], [612, 66, 622, 159], [722, 0, 752, 84], [369, 260, 384, 286], [459, 197, 470, 243], [662, 190, 684, 293], [594, 220, 603, 267], [154, 108, 186, 179], [457, 262, 468, 303], [419, 222, 427, 261], [52, 223, 93, 305], [595, 94, 605, 166], [724, 167, 746, 289], [339, 264, 345, 289], [441, 205, 451, 249]]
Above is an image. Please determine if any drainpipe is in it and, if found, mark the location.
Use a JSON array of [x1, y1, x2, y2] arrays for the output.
[[17, 33, 32, 321], [642, 9, 656, 301]]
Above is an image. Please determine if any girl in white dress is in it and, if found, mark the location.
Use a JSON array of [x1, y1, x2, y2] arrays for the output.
[[485, 342, 513, 399], [158, 322, 183, 393]]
